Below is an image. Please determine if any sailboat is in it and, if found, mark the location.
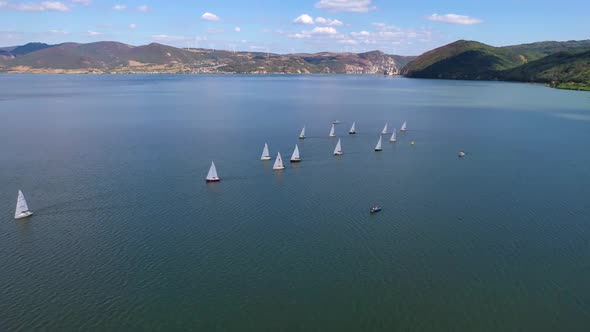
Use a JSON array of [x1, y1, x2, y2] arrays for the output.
[[349, 122, 356, 134], [333, 138, 343, 155], [329, 124, 335, 137], [375, 136, 383, 151], [273, 152, 285, 170], [206, 161, 221, 182], [401, 121, 407, 132], [14, 190, 33, 219], [389, 128, 397, 142], [260, 143, 271, 160], [381, 123, 388, 135], [299, 126, 306, 139], [290, 144, 301, 162]]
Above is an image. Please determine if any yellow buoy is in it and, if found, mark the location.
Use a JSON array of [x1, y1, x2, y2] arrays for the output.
[[411, 141, 415, 145]]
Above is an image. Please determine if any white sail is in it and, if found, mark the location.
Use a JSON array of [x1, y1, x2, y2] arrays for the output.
[[206, 161, 220, 181], [390, 128, 397, 142], [14, 190, 32, 219], [401, 121, 407, 131], [381, 123, 388, 135], [261, 143, 271, 160], [333, 138, 342, 155], [375, 136, 383, 151], [290, 144, 301, 161], [329, 124, 335, 137], [349, 122, 356, 134], [273, 152, 285, 169], [299, 126, 306, 139]]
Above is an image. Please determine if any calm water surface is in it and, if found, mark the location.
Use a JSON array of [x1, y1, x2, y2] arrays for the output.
[[1, 75, 590, 331]]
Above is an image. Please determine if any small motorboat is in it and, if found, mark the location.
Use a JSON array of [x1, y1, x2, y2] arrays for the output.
[[332, 120, 341, 124], [369, 206, 382, 214], [458, 151, 466, 157]]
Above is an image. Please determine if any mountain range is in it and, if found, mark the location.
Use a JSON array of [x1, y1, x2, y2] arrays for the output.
[[1, 39, 589, 91], [0, 41, 414, 75]]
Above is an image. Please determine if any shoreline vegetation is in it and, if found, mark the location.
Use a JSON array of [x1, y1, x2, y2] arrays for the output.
[[1, 39, 589, 91]]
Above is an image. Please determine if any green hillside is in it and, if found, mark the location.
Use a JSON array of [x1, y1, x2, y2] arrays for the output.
[[402, 39, 590, 91], [499, 50, 590, 91], [403, 40, 526, 79]]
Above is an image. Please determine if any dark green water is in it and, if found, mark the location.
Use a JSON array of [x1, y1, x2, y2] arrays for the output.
[[1, 75, 589, 331]]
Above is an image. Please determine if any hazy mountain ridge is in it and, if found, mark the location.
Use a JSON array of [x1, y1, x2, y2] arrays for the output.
[[0, 41, 415, 74], [403, 39, 590, 90]]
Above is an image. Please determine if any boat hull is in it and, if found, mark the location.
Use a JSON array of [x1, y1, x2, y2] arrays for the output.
[[290, 159, 301, 162], [375, 149, 382, 151], [334, 152, 342, 155], [349, 132, 356, 134], [390, 139, 396, 142], [15, 211, 33, 220], [299, 136, 305, 139], [261, 157, 271, 161], [206, 178, 221, 182], [273, 167, 285, 170]]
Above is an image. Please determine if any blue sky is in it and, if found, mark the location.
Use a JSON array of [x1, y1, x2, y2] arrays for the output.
[[1, 0, 589, 55]]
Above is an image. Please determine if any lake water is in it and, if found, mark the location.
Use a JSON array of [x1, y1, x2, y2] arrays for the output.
[[1, 75, 589, 331]]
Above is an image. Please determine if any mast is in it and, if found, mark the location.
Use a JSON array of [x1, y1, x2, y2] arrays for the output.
[[329, 124, 335, 137]]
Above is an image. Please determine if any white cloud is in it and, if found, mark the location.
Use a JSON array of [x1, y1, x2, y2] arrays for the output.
[[234, 26, 241, 32], [351, 30, 370, 37], [315, 17, 343, 26], [0, 1, 69, 11], [427, 13, 482, 25], [293, 14, 314, 25], [137, 4, 148, 12], [86, 30, 103, 37], [337, 39, 358, 45], [71, 0, 90, 5], [128, 23, 136, 29], [112, 4, 126, 10], [311, 26, 338, 35], [288, 33, 310, 39], [201, 12, 219, 21], [315, 0, 374, 13]]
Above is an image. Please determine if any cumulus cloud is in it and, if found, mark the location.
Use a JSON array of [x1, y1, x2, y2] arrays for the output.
[[315, 17, 343, 26], [288, 26, 339, 39], [112, 4, 126, 10], [293, 14, 314, 25], [137, 4, 148, 12], [294, 14, 344, 27], [128, 23, 136, 29], [311, 26, 338, 35], [234, 26, 241, 32], [427, 13, 482, 25], [71, 0, 90, 5], [0, 1, 69, 11], [201, 12, 219, 21], [315, 0, 374, 13]]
